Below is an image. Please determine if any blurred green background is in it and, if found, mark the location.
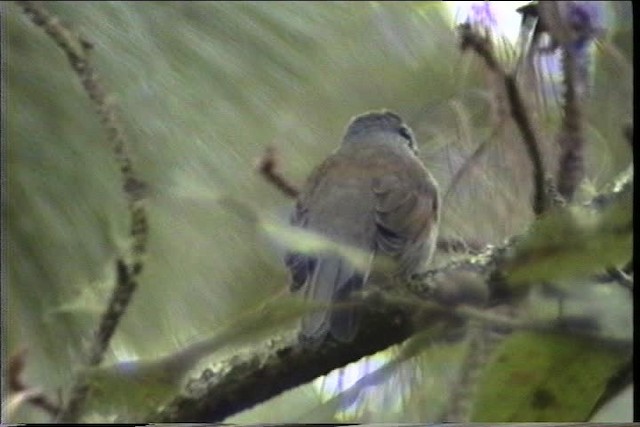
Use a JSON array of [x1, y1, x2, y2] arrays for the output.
[[5, 1, 632, 423]]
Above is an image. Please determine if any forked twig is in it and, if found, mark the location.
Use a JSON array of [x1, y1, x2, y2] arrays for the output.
[[8, 348, 61, 417]]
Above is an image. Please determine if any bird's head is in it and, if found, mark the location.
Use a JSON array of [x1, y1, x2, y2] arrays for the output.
[[342, 110, 418, 154]]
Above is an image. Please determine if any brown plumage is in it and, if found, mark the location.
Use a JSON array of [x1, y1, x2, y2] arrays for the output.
[[286, 111, 440, 344]]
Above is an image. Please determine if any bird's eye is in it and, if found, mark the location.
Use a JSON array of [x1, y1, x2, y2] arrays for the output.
[[398, 126, 412, 142], [398, 126, 417, 152]]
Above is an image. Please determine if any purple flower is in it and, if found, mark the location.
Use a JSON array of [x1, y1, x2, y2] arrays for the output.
[[561, 2, 608, 97], [523, 1, 609, 100], [564, 1, 608, 53], [469, 1, 498, 30]]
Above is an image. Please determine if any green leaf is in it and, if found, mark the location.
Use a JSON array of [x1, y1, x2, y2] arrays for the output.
[[472, 332, 630, 421], [503, 189, 632, 286]]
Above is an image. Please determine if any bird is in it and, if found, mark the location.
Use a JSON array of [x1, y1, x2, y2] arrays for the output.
[[285, 110, 440, 344]]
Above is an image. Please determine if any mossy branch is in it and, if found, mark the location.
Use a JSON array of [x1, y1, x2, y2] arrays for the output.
[[151, 170, 632, 423]]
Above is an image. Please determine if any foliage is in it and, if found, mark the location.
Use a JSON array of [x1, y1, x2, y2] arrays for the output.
[[472, 332, 630, 421], [5, 1, 632, 423]]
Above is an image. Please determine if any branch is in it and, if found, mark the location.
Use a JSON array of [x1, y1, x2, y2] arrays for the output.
[[150, 170, 631, 422], [152, 300, 417, 423], [503, 75, 547, 215], [8, 347, 61, 418], [444, 117, 507, 204], [15, 1, 149, 422], [535, 2, 593, 202], [458, 23, 547, 216], [555, 49, 586, 202], [255, 145, 300, 198], [458, 23, 501, 73]]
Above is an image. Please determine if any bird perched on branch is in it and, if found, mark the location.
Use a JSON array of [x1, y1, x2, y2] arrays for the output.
[[285, 111, 440, 344]]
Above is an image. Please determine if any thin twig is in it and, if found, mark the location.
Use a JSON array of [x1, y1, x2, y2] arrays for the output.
[[503, 75, 547, 215], [16, 1, 149, 422], [444, 119, 506, 203], [255, 145, 300, 198], [458, 23, 547, 216], [458, 23, 501, 73], [8, 347, 61, 417]]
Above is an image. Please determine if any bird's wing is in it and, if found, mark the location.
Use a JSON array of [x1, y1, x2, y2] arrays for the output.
[[285, 153, 375, 292], [372, 165, 439, 277], [284, 153, 375, 343], [284, 200, 313, 292]]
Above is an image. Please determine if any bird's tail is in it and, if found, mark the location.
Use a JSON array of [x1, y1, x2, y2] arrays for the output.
[[300, 255, 366, 345]]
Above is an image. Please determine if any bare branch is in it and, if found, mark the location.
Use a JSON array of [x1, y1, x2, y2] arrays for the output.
[[503, 75, 547, 215], [150, 173, 632, 422], [152, 302, 417, 423], [15, 1, 149, 422], [458, 23, 547, 216], [444, 120, 506, 203], [255, 145, 300, 198], [458, 23, 501, 73], [8, 348, 61, 417]]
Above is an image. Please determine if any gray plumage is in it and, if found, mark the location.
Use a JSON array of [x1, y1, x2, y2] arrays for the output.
[[285, 111, 440, 344]]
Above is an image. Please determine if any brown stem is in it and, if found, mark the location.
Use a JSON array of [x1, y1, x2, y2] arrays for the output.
[[16, 1, 148, 421], [8, 348, 61, 417], [256, 145, 300, 198], [458, 23, 547, 216]]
